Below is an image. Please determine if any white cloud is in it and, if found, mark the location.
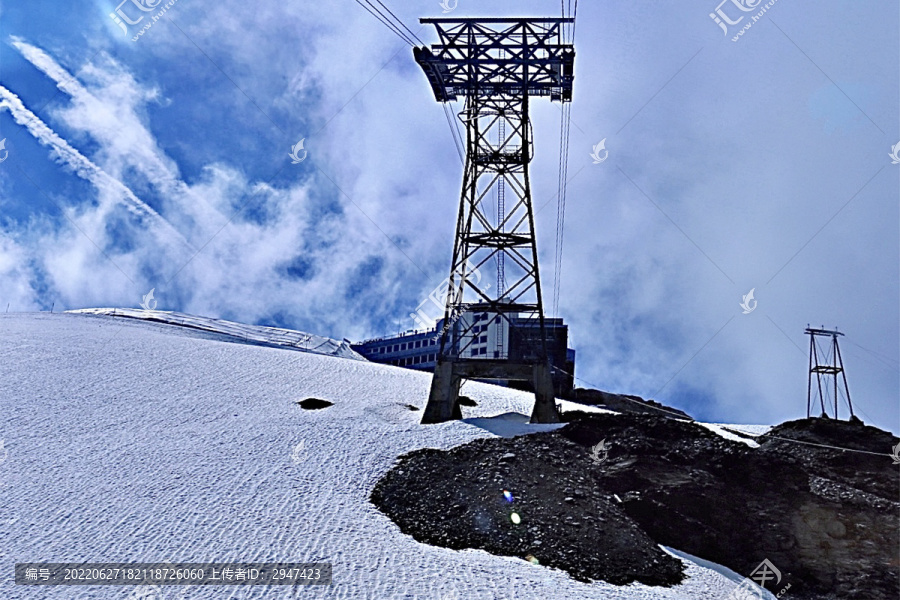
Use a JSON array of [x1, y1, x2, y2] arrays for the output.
[[3, 36, 426, 341], [1, 0, 897, 432], [0, 83, 190, 249], [0, 233, 40, 312]]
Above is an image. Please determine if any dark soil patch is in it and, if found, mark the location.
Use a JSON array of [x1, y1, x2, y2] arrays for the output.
[[296, 398, 333, 410]]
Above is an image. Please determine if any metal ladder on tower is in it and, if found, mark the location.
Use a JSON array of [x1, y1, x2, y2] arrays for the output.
[[496, 117, 506, 360]]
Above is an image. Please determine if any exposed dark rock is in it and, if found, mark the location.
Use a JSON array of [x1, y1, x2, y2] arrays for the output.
[[405, 404, 420, 411], [371, 432, 685, 586], [296, 398, 333, 410], [564, 388, 693, 420], [371, 413, 899, 599]]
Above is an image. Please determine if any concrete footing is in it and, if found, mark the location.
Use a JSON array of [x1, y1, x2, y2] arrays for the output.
[[421, 358, 560, 424]]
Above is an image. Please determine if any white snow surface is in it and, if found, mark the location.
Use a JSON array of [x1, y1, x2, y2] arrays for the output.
[[695, 423, 762, 448], [1, 312, 756, 599], [711, 424, 774, 437], [67, 308, 365, 361]]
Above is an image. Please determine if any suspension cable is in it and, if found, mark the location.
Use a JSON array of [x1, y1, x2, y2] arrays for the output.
[[571, 0, 579, 43], [370, 0, 426, 45], [552, 102, 572, 317], [443, 103, 465, 164], [354, 0, 416, 46], [552, 0, 577, 316], [357, 0, 459, 166]]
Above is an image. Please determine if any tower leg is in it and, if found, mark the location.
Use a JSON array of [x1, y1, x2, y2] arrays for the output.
[[530, 362, 560, 424], [421, 359, 462, 424]]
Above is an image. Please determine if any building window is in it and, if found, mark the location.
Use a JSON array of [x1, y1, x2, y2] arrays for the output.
[[393, 344, 399, 352], [429, 353, 435, 361], [380, 347, 385, 354], [415, 340, 421, 348], [479, 335, 487, 344]]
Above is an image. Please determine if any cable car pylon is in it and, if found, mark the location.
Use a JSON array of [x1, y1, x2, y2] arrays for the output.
[[413, 17, 575, 424]]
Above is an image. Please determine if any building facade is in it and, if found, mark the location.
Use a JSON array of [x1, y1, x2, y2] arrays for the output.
[[353, 311, 575, 396]]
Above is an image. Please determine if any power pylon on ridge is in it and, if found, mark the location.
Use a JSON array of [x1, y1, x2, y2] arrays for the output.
[[805, 326, 854, 420], [413, 17, 575, 424]]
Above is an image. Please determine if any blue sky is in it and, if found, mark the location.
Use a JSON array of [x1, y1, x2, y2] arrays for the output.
[[0, 0, 897, 432]]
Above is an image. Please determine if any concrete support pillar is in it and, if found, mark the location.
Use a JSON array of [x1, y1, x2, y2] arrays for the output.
[[421, 359, 462, 424], [530, 362, 560, 424]]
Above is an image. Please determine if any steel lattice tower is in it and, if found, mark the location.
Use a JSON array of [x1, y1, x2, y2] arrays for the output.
[[414, 18, 575, 424], [805, 327, 854, 420]]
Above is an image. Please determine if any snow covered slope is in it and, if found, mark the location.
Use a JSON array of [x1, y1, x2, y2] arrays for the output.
[[67, 308, 365, 360], [1, 312, 761, 599]]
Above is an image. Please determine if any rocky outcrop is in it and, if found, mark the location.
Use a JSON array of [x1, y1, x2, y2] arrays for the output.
[[371, 412, 899, 599], [564, 388, 693, 420]]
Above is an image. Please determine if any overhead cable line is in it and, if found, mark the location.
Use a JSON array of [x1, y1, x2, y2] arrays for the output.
[[354, 0, 416, 46], [370, 0, 426, 45], [443, 103, 465, 164]]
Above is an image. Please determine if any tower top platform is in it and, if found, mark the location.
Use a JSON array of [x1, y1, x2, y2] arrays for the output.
[[414, 18, 575, 102]]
